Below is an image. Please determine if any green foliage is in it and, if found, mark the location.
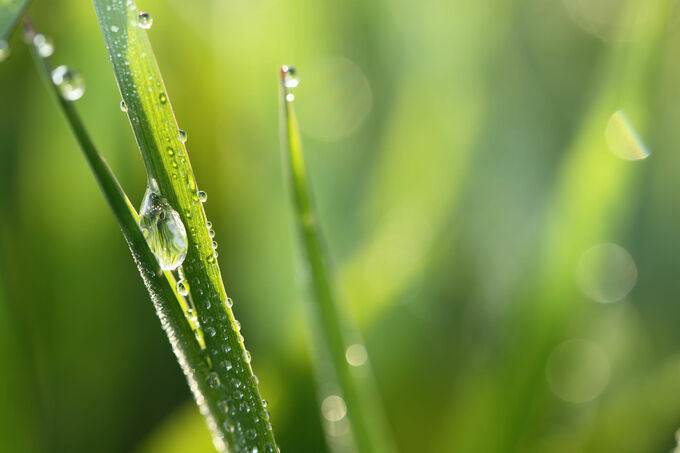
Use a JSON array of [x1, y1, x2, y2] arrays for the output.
[[0, 0, 27, 40]]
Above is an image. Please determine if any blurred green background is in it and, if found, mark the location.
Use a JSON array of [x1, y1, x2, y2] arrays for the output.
[[2, 0, 680, 451]]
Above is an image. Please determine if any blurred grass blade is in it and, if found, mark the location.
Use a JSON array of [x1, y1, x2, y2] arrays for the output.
[[0, 0, 28, 41], [278, 67, 394, 453]]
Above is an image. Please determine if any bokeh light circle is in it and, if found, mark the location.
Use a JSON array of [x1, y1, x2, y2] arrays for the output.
[[546, 339, 611, 403], [576, 243, 638, 303], [295, 56, 373, 141]]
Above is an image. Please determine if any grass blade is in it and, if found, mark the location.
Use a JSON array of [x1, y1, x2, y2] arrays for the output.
[[278, 67, 394, 453], [28, 2, 277, 450], [0, 0, 28, 41]]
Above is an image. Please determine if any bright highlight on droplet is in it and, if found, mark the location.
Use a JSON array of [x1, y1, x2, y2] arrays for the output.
[[33, 34, 54, 57], [138, 11, 153, 29], [51, 65, 85, 101], [138, 180, 188, 271], [321, 395, 347, 422], [120, 100, 128, 112], [545, 339, 610, 403], [605, 110, 650, 161], [576, 243, 637, 303], [178, 129, 188, 143], [0, 40, 10, 62], [345, 343, 368, 366]]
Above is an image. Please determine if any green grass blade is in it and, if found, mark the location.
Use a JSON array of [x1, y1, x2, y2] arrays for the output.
[[0, 0, 28, 41], [278, 67, 394, 453], [24, 20, 252, 453], [27, 2, 277, 450]]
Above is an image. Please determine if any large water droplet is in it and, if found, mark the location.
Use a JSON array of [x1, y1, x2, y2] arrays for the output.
[[178, 129, 188, 143], [33, 34, 54, 57], [0, 40, 10, 62], [138, 180, 188, 271], [51, 66, 85, 101], [198, 190, 208, 202], [138, 12, 153, 29], [282, 65, 299, 88]]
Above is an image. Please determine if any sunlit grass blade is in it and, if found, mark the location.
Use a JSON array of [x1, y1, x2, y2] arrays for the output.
[[23, 19, 246, 453], [25, 1, 278, 450], [278, 66, 394, 453]]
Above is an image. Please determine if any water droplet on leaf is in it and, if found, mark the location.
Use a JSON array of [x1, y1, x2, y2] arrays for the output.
[[33, 34, 54, 57], [282, 65, 299, 88], [198, 190, 207, 202], [138, 180, 188, 271], [120, 100, 128, 112], [177, 280, 189, 296], [51, 66, 85, 101], [138, 11, 153, 29]]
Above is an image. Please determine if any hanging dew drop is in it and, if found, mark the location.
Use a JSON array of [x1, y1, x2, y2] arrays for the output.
[[51, 66, 85, 101], [206, 221, 212, 229], [177, 280, 189, 296], [198, 190, 208, 202], [211, 241, 218, 250], [138, 180, 188, 271], [33, 34, 54, 57], [178, 129, 188, 143], [138, 12, 153, 29], [281, 65, 299, 88], [208, 229, 216, 238], [0, 40, 10, 62], [120, 100, 128, 112]]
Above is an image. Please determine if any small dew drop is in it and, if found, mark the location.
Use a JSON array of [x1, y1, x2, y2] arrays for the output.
[[166, 147, 175, 156], [209, 229, 216, 238], [120, 100, 128, 112], [244, 350, 251, 363], [246, 429, 257, 440], [217, 400, 229, 414], [110, 25, 119, 33], [159, 92, 167, 104], [226, 298, 233, 308], [285, 93, 295, 102], [198, 190, 208, 203], [222, 360, 233, 370], [206, 221, 213, 229], [282, 65, 299, 88], [177, 280, 189, 296], [206, 326, 216, 337], [33, 34, 54, 57], [51, 66, 85, 101], [138, 11, 153, 29], [213, 250, 219, 259], [206, 372, 221, 389], [211, 241, 218, 250], [225, 423, 235, 433], [0, 40, 9, 62], [178, 129, 188, 143]]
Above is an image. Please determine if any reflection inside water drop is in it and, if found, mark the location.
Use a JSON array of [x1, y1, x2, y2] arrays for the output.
[[138, 180, 188, 271], [605, 110, 650, 161]]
